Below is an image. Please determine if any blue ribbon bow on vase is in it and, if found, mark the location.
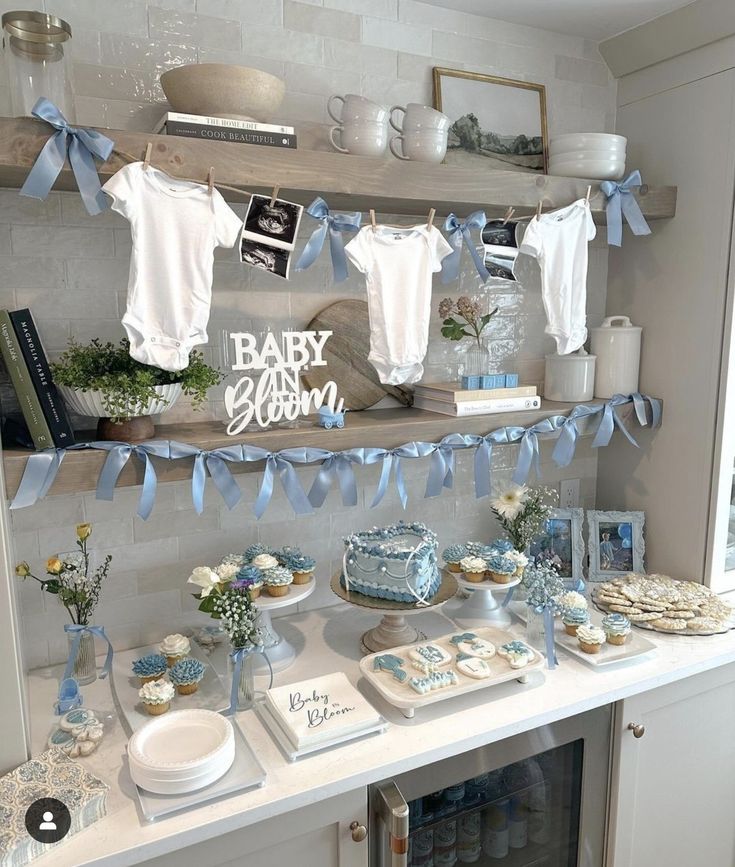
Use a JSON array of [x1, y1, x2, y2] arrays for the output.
[[600, 170, 651, 247], [20, 97, 114, 216], [294, 197, 362, 282], [441, 211, 490, 283]]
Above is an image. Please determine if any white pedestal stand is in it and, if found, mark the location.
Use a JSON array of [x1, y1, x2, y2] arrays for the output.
[[253, 579, 316, 674], [330, 572, 458, 654], [449, 573, 521, 630]]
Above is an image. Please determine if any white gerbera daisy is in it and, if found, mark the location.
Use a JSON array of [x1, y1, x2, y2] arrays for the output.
[[490, 485, 528, 519]]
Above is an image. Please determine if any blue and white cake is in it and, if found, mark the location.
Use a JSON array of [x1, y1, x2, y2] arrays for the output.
[[342, 521, 441, 604]]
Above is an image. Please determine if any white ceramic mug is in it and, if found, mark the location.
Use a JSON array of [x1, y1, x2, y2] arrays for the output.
[[545, 350, 596, 402], [390, 103, 450, 132], [389, 129, 448, 163], [327, 93, 388, 124], [329, 120, 388, 156]]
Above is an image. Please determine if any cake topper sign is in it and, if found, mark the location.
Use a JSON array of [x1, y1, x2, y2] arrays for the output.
[[224, 330, 343, 434]]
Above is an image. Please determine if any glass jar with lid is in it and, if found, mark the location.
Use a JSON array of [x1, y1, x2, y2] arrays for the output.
[[2, 10, 74, 121]]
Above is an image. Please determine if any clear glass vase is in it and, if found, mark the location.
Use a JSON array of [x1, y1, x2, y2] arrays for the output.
[[461, 342, 491, 377], [66, 630, 97, 686], [525, 606, 547, 655], [228, 650, 255, 711]]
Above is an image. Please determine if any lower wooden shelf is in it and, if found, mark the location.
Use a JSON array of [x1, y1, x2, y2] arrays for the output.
[[1, 400, 659, 501]]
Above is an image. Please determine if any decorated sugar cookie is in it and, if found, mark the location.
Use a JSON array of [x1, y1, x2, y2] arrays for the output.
[[373, 653, 407, 682], [409, 670, 458, 694], [409, 644, 452, 668], [456, 657, 492, 679], [457, 637, 496, 660], [498, 640, 534, 669]]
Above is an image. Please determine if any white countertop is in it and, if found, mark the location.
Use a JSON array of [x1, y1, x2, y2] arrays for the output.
[[26, 601, 735, 867]]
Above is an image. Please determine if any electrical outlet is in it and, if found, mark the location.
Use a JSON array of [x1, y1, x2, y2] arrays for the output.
[[560, 479, 580, 508]]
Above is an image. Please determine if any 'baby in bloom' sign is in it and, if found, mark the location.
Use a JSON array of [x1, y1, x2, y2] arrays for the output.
[[224, 330, 343, 433]]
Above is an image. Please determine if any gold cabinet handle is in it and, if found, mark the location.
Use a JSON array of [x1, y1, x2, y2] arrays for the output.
[[628, 722, 645, 738], [350, 821, 368, 843]]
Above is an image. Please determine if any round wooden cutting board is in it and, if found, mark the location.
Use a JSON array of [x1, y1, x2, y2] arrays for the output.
[[301, 299, 412, 410]]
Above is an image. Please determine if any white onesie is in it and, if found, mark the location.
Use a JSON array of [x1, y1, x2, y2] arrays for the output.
[[103, 162, 242, 372], [519, 199, 596, 355], [345, 224, 453, 385]]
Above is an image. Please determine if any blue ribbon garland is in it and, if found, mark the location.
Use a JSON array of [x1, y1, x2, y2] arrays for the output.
[[600, 170, 652, 247], [227, 645, 273, 715], [441, 211, 490, 283], [9, 394, 661, 517], [62, 624, 114, 681], [20, 98, 114, 216], [294, 197, 362, 283]]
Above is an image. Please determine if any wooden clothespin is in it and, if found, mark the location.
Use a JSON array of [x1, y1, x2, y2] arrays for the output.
[[370, 209, 377, 230], [270, 184, 280, 206], [207, 167, 215, 195], [143, 142, 152, 170], [585, 185, 591, 204], [427, 208, 435, 230], [502, 206, 515, 225], [536, 199, 543, 218]]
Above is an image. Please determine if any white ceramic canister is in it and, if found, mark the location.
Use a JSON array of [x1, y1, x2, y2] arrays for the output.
[[544, 349, 596, 402], [589, 315, 642, 398]]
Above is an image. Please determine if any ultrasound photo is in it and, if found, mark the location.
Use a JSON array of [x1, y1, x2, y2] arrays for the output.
[[241, 239, 291, 279], [482, 218, 520, 282], [242, 194, 303, 248]]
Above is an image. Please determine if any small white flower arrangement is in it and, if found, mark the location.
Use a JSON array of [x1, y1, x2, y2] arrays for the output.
[[490, 485, 556, 552]]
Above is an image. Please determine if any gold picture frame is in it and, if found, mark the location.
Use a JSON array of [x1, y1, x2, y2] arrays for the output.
[[433, 67, 549, 173]]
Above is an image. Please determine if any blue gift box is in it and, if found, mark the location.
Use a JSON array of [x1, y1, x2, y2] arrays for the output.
[[480, 374, 506, 389], [461, 375, 482, 390], [505, 373, 519, 387]]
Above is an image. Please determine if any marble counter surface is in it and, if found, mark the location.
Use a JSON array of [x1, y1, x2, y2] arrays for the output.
[[25, 601, 735, 867]]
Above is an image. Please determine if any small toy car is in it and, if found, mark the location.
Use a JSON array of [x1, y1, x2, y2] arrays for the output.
[[318, 406, 346, 429]]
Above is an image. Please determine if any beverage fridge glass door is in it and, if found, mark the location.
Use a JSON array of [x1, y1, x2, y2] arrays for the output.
[[370, 704, 610, 867]]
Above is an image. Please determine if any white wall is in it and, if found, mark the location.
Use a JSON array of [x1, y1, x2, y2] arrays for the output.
[[1, 0, 616, 666]]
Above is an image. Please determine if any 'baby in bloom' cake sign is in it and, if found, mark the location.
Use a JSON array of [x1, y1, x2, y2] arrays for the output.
[[224, 330, 344, 433]]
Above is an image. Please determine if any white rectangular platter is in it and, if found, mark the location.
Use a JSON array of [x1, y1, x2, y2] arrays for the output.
[[359, 627, 543, 718], [511, 604, 657, 668]]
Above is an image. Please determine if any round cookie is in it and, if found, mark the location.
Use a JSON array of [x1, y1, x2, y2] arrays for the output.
[[456, 637, 496, 660], [651, 617, 687, 631], [626, 611, 662, 622], [456, 658, 493, 679]]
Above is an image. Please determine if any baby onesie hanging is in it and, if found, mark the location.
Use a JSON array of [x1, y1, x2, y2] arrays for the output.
[[345, 224, 453, 385], [102, 161, 242, 372], [519, 198, 596, 355]]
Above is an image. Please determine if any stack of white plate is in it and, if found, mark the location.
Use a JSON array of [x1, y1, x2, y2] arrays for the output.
[[128, 709, 235, 795], [549, 133, 626, 180]]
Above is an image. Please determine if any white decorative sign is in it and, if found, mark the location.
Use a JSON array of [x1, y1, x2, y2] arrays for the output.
[[224, 330, 343, 434]]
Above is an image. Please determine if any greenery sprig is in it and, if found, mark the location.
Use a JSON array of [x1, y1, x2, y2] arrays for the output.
[[490, 485, 556, 552], [51, 338, 223, 423], [438, 296, 499, 350]]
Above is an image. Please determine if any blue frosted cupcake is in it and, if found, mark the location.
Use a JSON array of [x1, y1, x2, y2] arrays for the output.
[[169, 658, 206, 695], [233, 564, 264, 599], [244, 543, 273, 562], [562, 607, 590, 636], [132, 653, 167, 685], [486, 554, 516, 584], [602, 612, 631, 645], [490, 539, 515, 553], [264, 566, 294, 597], [278, 550, 316, 584], [442, 544, 468, 572]]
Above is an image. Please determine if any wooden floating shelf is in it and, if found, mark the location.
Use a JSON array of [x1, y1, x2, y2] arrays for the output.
[[2, 401, 660, 501], [0, 118, 677, 222]]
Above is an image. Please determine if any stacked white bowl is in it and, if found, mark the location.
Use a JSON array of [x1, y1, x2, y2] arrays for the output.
[[548, 133, 626, 180], [128, 709, 235, 795]]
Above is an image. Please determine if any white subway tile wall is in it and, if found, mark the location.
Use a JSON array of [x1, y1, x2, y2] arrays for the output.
[[1, 0, 615, 665]]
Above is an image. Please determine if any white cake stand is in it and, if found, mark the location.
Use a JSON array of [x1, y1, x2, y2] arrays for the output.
[[252, 579, 316, 674], [449, 572, 521, 629], [330, 572, 458, 654]]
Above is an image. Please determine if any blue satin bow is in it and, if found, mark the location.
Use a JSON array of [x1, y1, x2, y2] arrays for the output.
[[294, 197, 362, 282], [96, 441, 172, 519], [308, 450, 360, 507], [227, 644, 273, 715], [20, 98, 114, 216], [514, 416, 569, 485], [63, 624, 114, 681], [600, 170, 651, 247], [441, 211, 490, 283]]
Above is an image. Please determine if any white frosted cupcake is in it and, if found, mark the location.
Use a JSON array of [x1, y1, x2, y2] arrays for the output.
[[460, 556, 487, 583], [159, 633, 191, 667], [556, 591, 588, 612], [577, 624, 606, 655], [252, 553, 279, 571], [505, 549, 529, 577], [139, 678, 175, 715]]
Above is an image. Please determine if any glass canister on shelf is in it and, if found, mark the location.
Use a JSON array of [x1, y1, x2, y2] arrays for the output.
[[2, 11, 75, 120]]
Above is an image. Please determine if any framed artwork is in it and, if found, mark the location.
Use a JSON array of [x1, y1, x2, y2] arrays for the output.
[[587, 510, 645, 581], [433, 66, 548, 173], [529, 508, 585, 585]]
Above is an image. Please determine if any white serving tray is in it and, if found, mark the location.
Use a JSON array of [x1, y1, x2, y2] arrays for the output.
[[359, 626, 544, 718], [511, 604, 657, 667], [254, 698, 388, 762]]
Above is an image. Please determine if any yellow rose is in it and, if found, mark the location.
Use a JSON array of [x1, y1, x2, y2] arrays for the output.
[[76, 523, 92, 541], [46, 557, 63, 575], [15, 562, 30, 577]]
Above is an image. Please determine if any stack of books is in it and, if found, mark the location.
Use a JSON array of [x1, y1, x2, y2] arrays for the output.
[[0, 308, 74, 449], [413, 381, 540, 417], [154, 112, 297, 149]]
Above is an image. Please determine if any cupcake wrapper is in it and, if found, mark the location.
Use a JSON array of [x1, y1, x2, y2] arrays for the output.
[[266, 585, 289, 597], [446, 563, 461, 573], [606, 633, 628, 645], [564, 623, 579, 636], [145, 701, 170, 715], [578, 641, 602, 654], [465, 572, 485, 583], [175, 682, 199, 695], [165, 654, 186, 667], [248, 587, 262, 600], [292, 572, 313, 585], [139, 673, 165, 685], [490, 572, 512, 584]]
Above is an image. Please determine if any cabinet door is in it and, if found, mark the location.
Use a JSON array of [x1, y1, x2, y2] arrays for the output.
[[139, 788, 368, 867], [607, 664, 735, 867]]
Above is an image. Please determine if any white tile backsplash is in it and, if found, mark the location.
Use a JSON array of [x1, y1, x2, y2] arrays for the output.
[[3, 0, 615, 666]]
